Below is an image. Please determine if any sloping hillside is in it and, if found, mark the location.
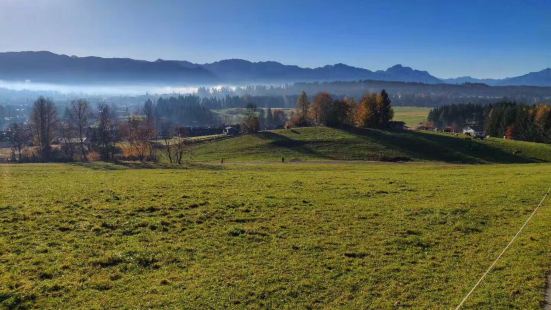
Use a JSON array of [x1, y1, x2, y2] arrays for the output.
[[190, 127, 551, 163]]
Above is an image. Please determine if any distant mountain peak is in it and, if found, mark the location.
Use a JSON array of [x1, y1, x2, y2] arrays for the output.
[[496, 67, 551, 86], [386, 64, 429, 73], [388, 64, 405, 69], [208, 58, 252, 65], [375, 64, 441, 84]]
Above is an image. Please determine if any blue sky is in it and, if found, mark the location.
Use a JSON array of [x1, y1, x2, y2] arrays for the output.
[[0, 0, 549, 78]]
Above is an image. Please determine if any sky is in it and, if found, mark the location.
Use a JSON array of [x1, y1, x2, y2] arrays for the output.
[[0, 0, 549, 79]]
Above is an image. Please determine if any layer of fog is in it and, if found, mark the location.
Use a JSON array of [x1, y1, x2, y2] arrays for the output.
[[0, 80, 237, 96]]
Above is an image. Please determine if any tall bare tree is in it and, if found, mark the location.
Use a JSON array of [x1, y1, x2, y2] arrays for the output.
[[173, 132, 189, 165], [161, 127, 189, 165], [143, 99, 156, 159], [30, 97, 58, 161], [68, 99, 90, 161], [241, 103, 260, 134], [124, 116, 154, 161], [59, 121, 77, 160], [293, 91, 310, 126], [162, 136, 174, 164]]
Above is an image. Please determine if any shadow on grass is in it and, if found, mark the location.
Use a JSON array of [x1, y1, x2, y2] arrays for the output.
[[255, 131, 330, 159], [342, 127, 536, 164]]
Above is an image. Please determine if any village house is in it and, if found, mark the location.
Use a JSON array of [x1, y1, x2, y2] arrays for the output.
[[223, 126, 239, 136], [462, 125, 485, 138]]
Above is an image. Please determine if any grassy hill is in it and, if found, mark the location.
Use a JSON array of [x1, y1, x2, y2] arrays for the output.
[[190, 127, 551, 163]]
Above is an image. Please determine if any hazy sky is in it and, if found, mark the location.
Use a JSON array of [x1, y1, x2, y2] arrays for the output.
[[0, 0, 549, 78]]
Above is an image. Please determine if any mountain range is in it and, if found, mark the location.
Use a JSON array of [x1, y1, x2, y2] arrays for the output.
[[0, 51, 550, 87]]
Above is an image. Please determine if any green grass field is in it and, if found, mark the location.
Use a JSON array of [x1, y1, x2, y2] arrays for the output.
[[190, 127, 551, 163], [392, 106, 431, 128], [2, 162, 551, 308]]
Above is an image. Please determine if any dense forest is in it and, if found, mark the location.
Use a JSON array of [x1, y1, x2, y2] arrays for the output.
[[154, 96, 220, 127], [197, 80, 551, 107], [428, 102, 551, 143], [190, 95, 298, 109]]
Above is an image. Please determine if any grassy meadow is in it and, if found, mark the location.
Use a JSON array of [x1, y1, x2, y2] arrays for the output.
[[2, 162, 551, 308], [392, 106, 431, 128]]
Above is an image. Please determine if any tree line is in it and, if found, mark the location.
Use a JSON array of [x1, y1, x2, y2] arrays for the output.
[[239, 90, 395, 134], [2, 95, 290, 163], [287, 90, 394, 129], [428, 101, 551, 143], [198, 82, 551, 107], [3, 97, 170, 162], [5, 97, 121, 162], [155, 93, 299, 110]]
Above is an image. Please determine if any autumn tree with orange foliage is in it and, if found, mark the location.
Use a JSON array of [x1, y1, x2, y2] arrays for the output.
[[288, 90, 392, 129], [121, 116, 155, 161], [534, 104, 551, 139], [308, 92, 333, 126], [355, 93, 378, 128]]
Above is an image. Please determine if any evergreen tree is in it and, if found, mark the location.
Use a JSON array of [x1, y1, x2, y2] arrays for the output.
[[94, 103, 117, 161], [429, 101, 551, 143], [376, 90, 393, 128]]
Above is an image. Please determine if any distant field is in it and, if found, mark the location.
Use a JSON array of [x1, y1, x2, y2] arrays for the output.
[[213, 108, 293, 124], [190, 126, 551, 163], [392, 106, 431, 127], [2, 162, 551, 308], [153, 134, 226, 145]]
